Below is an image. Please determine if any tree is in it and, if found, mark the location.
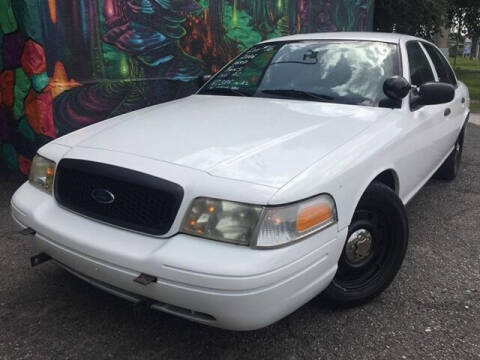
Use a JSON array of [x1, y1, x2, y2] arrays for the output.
[[449, 0, 480, 59], [465, 9, 480, 58], [252, 0, 272, 35], [208, 0, 237, 61], [374, 0, 450, 40]]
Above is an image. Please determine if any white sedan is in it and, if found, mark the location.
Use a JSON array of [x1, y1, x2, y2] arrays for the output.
[[11, 32, 470, 330]]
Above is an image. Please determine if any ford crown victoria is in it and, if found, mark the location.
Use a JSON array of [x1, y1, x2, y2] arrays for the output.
[[11, 32, 470, 330]]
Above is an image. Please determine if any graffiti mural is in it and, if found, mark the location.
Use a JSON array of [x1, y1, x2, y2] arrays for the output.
[[0, 0, 373, 174]]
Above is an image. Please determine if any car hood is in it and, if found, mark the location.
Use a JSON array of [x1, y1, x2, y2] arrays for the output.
[[59, 95, 391, 188]]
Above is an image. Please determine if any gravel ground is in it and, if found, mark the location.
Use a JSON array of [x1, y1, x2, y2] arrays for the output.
[[0, 124, 479, 360]]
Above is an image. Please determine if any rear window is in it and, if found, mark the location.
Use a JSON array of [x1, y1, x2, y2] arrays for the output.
[[422, 43, 457, 86]]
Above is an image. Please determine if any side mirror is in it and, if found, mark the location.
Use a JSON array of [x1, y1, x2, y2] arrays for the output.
[[197, 74, 212, 87], [383, 76, 412, 100], [412, 82, 455, 107]]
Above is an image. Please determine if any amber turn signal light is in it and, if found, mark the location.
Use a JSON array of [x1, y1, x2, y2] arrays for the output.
[[296, 204, 333, 233]]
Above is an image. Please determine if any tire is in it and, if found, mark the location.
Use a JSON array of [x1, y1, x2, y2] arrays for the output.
[[434, 126, 465, 181], [324, 183, 409, 307]]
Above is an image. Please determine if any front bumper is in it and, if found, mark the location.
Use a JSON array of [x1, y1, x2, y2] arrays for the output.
[[11, 182, 346, 330]]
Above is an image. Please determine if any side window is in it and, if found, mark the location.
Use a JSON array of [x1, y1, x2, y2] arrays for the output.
[[406, 42, 435, 87], [422, 43, 457, 86]]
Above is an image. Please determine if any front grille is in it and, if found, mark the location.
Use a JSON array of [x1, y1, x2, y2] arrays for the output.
[[54, 159, 184, 235]]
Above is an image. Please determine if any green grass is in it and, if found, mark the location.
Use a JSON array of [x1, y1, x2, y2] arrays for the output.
[[449, 57, 480, 113]]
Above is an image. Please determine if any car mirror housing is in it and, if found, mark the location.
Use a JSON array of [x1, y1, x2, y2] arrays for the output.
[[412, 82, 455, 108], [383, 76, 412, 100]]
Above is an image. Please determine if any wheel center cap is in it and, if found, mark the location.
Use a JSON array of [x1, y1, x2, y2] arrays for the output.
[[345, 229, 373, 263]]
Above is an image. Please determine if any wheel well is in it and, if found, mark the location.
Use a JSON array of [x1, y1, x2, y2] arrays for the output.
[[347, 170, 400, 229], [372, 170, 399, 194]]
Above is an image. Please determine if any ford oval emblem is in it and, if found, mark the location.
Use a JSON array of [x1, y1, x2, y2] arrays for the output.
[[91, 189, 115, 205]]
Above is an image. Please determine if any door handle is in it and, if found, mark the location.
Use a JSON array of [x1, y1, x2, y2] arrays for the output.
[[444, 108, 451, 117], [461, 97, 466, 104]]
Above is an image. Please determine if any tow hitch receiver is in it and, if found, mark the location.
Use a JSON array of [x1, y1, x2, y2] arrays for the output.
[[30, 253, 52, 267], [134, 273, 157, 286]]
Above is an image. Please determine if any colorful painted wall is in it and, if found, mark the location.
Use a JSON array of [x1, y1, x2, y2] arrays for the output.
[[0, 0, 373, 174]]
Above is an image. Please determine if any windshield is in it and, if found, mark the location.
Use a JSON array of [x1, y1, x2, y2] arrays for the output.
[[199, 40, 400, 108]]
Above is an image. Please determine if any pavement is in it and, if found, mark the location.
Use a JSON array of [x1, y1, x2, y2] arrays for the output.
[[470, 113, 480, 126], [0, 123, 479, 360]]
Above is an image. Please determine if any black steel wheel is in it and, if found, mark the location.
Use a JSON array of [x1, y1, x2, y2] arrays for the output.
[[325, 183, 408, 307]]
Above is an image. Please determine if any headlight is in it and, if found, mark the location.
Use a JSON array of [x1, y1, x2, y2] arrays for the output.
[[181, 195, 337, 248], [182, 198, 263, 246], [29, 155, 56, 194]]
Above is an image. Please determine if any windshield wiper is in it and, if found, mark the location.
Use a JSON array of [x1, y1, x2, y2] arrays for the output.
[[261, 89, 335, 102], [201, 87, 250, 97]]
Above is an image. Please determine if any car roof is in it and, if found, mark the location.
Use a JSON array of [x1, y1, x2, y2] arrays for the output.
[[261, 32, 422, 45]]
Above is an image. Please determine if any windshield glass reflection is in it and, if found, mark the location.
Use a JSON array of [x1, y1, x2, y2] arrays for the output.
[[200, 41, 400, 108]]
